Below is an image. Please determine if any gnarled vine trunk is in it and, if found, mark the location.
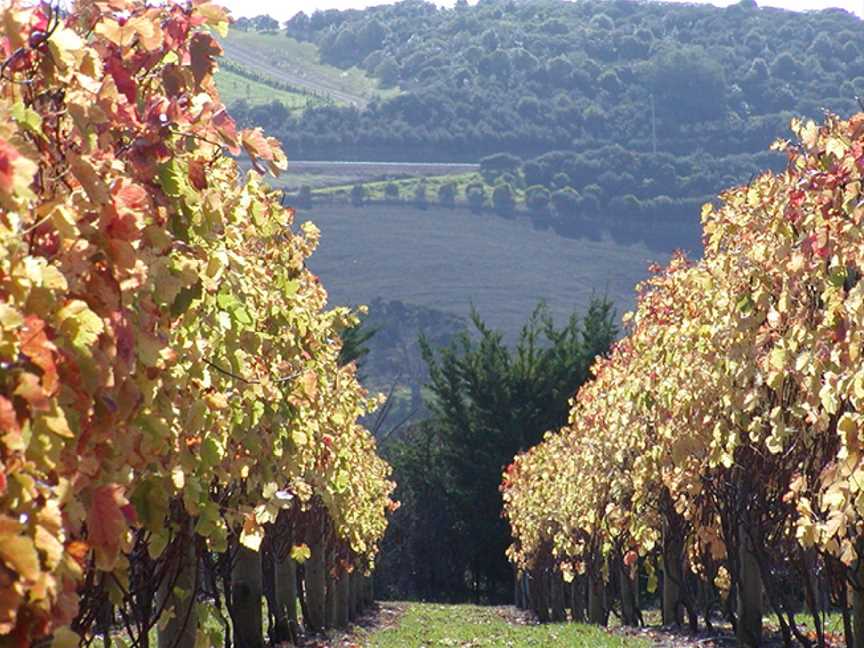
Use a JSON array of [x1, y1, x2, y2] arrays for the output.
[[273, 553, 298, 644], [618, 558, 639, 627], [231, 545, 264, 648], [550, 573, 566, 622], [304, 539, 327, 632], [334, 573, 350, 628], [157, 517, 198, 648], [735, 519, 763, 648], [662, 517, 684, 627]]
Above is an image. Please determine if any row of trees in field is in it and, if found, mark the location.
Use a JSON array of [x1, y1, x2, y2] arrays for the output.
[[502, 111, 864, 647], [0, 2, 393, 646]]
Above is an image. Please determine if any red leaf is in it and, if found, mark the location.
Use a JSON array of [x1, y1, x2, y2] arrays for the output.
[[188, 159, 208, 190], [87, 485, 128, 571], [213, 109, 240, 154], [0, 139, 21, 195], [0, 396, 19, 437], [189, 32, 221, 86], [106, 56, 137, 104]]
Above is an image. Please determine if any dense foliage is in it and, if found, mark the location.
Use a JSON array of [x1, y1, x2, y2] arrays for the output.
[[228, 0, 862, 234], [377, 301, 616, 601], [0, 1, 393, 644], [502, 112, 864, 644], [279, 0, 862, 161]]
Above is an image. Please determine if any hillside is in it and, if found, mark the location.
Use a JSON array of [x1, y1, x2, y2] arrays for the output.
[[223, 0, 862, 234], [305, 205, 698, 338], [266, 0, 862, 160], [217, 30, 398, 108]]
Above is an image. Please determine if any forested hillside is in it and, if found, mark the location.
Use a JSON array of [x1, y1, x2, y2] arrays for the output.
[[225, 0, 863, 229]]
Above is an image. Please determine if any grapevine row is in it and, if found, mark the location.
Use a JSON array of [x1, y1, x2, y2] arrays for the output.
[[502, 111, 864, 646], [0, 1, 394, 645]]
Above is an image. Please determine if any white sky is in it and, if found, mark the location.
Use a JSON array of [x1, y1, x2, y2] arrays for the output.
[[218, 0, 864, 23]]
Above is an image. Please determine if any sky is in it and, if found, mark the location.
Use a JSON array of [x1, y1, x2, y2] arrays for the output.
[[218, 0, 864, 23]]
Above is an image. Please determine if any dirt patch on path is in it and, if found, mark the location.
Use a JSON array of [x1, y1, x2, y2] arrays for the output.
[[297, 602, 408, 647]]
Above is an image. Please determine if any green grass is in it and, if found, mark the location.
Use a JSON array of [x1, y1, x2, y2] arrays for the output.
[[355, 603, 649, 647], [219, 31, 398, 105], [765, 611, 846, 638], [215, 68, 314, 111]]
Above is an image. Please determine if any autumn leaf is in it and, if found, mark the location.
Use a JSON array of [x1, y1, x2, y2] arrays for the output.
[[189, 32, 222, 86], [0, 534, 41, 581], [87, 485, 128, 571]]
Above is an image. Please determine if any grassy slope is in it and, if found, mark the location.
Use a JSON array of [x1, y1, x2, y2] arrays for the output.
[[356, 603, 648, 647], [214, 67, 311, 111], [305, 205, 690, 341], [219, 31, 398, 105]]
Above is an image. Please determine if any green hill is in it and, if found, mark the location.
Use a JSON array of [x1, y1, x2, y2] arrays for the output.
[[223, 0, 862, 236]]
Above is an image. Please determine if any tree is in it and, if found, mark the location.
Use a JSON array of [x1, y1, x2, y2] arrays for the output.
[[252, 14, 279, 31], [466, 183, 486, 212], [525, 185, 551, 211], [649, 45, 728, 124], [480, 153, 522, 180], [551, 187, 581, 217], [421, 300, 617, 600], [415, 180, 428, 209], [285, 11, 310, 36], [438, 182, 457, 207], [492, 182, 516, 216], [375, 56, 400, 88], [770, 51, 802, 81], [296, 184, 313, 208], [384, 181, 401, 202]]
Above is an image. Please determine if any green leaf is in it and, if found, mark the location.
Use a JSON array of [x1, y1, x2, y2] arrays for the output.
[[736, 293, 753, 314], [11, 101, 42, 136], [57, 300, 104, 353], [158, 160, 184, 197], [130, 478, 169, 532], [216, 291, 236, 310], [828, 267, 847, 288], [231, 305, 252, 325], [200, 437, 223, 467]]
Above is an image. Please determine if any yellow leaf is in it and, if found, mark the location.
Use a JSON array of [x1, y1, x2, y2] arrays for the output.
[[292, 430, 308, 446], [0, 304, 23, 331], [47, 27, 85, 72], [41, 402, 72, 438], [34, 525, 64, 570], [204, 392, 228, 410], [0, 534, 40, 581], [239, 526, 262, 552], [290, 543, 311, 563]]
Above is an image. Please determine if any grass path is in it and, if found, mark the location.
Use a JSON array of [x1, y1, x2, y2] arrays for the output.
[[347, 603, 649, 647]]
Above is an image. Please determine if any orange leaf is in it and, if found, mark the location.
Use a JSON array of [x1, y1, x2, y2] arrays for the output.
[[19, 316, 58, 395]]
